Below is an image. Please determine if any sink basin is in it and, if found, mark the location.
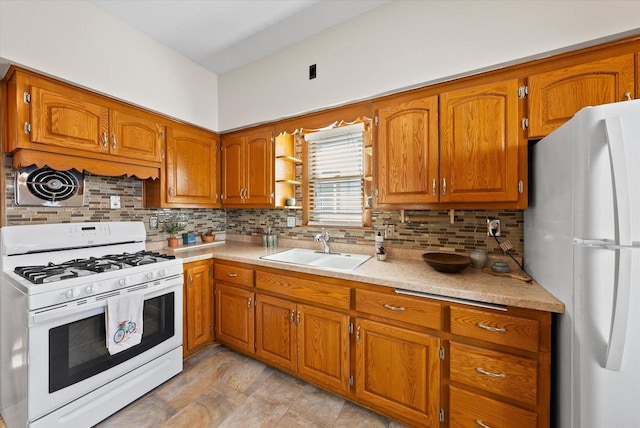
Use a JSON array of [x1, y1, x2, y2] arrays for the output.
[[260, 248, 371, 272]]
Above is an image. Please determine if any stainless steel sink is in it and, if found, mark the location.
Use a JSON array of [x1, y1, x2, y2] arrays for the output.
[[260, 248, 371, 272]]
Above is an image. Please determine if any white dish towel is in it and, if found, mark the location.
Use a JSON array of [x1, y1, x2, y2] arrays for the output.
[[106, 293, 144, 355]]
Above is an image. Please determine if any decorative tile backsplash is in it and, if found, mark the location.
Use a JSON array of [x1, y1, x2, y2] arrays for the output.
[[3, 155, 226, 243], [225, 208, 523, 257], [4, 154, 523, 256]]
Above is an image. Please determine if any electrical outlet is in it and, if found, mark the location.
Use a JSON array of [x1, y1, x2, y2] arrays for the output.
[[109, 195, 121, 210], [384, 224, 395, 239], [287, 216, 296, 228], [487, 219, 501, 236], [149, 216, 158, 229]]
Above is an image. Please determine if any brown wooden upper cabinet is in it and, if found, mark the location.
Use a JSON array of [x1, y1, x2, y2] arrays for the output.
[[144, 123, 220, 208], [7, 69, 165, 163], [375, 94, 439, 205], [527, 54, 635, 138], [221, 127, 274, 207], [440, 79, 521, 204], [375, 79, 523, 208]]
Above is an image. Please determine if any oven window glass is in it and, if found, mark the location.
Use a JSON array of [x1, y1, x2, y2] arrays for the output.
[[49, 293, 175, 393]]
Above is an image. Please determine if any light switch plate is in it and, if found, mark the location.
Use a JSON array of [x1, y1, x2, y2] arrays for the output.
[[287, 216, 296, 227], [110, 195, 121, 209]]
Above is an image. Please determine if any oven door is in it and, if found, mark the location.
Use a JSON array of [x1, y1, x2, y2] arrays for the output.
[[27, 277, 183, 422]]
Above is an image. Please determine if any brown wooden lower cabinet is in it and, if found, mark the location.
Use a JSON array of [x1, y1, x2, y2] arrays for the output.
[[354, 317, 441, 428], [183, 259, 214, 357], [255, 293, 351, 394], [212, 262, 552, 428], [214, 282, 255, 354], [449, 386, 538, 428]]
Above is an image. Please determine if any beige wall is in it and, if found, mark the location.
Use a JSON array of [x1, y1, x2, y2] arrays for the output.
[[219, 0, 640, 131]]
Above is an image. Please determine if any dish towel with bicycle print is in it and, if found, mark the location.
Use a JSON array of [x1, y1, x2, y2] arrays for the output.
[[106, 293, 144, 355]]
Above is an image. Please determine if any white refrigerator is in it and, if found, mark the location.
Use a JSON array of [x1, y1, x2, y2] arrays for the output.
[[525, 100, 640, 427]]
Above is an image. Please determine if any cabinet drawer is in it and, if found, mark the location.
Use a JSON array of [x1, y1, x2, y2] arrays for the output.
[[355, 289, 441, 329], [256, 271, 350, 310], [214, 263, 254, 288], [450, 342, 538, 405], [449, 386, 537, 428], [449, 307, 539, 352]]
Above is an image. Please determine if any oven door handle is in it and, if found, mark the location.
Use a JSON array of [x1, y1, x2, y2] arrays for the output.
[[31, 299, 108, 327], [30, 278, 182, 327]]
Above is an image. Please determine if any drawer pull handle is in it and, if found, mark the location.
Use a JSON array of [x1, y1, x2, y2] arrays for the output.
[[476, 420, 492, 428], [290, 309, 295, 324], [383, 303, 406, 311], [247, 298, 252, 309], [476, 322, 507, 333], [227, 273, 238, 278], [476, 367, 506, 378]]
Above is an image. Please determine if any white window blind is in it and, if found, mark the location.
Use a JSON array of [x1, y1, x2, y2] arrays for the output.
[[304, 123, 365, 227]]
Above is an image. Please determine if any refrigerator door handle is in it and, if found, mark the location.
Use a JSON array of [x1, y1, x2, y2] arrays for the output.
[[604, 117, 632, 247], [604, 249, 632, 371]]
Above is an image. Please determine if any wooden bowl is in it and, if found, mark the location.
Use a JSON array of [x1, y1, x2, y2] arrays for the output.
[[201, 235, 215, 243], [422, 252, 471, 273]]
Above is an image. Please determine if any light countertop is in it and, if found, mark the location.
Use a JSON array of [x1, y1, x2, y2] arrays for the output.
[[162, 239, 565, 313]]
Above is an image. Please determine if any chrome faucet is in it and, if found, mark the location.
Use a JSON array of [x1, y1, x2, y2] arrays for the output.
[[314, 228, 331, 254]]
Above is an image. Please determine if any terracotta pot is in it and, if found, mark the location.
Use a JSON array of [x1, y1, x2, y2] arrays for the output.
[[201, 234, 215, 243], [168, 237, 179, 248]]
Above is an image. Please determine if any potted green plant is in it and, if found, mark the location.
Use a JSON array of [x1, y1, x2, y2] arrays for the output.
[[164, 220, 185, 248]]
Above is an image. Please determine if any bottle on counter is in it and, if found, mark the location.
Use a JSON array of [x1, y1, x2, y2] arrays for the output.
[[375, 231, 384, 255]]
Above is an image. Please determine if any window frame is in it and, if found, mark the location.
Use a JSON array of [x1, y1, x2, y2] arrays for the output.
[[301, 119, 372, 228]]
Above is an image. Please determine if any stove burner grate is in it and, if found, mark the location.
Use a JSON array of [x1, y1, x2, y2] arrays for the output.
[[14, 251, 177, 284]]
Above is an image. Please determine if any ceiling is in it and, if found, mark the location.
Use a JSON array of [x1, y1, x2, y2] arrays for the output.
[[90, 0, 389, 75]]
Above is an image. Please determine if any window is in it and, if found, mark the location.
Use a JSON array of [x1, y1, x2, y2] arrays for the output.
[[304, 122, 366, 227]]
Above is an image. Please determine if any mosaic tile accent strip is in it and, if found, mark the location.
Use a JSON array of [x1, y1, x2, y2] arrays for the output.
[[225, 208, 524, 257]]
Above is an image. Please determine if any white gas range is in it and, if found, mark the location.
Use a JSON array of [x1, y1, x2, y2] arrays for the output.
[[0, 222, 184, 428]]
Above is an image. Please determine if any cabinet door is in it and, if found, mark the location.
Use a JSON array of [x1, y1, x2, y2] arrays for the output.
[[440, 79, 520, 203], [109, 109, 164, 162], [214, 283, 255, 354], [221, 135, 245, 206], [30, 85, 109, 153], [528, 54, 635, 138], [297, 304, 350, 394], [375, 95, 439, 205], [255, 294, 297, 372], [354, 318, 440, 427], [184, 261, 214, 354], [244, 130, 274, 206], [166, 126, 219, 206]]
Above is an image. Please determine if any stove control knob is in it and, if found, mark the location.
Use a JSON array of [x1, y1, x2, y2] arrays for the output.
[[65, 288, 79, 299], [85, 284, 95, 294], [158, 269, 167, 278], [119, 277, 129, 287], [146, 272, 154, 280]]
